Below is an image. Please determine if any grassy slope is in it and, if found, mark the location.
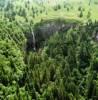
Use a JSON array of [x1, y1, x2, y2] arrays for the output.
[[33, 0, 98, 23], [5, 0, 97, 24]]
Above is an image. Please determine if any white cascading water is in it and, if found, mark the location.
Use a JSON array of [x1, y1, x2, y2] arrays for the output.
[[31, 30, 36, 51]]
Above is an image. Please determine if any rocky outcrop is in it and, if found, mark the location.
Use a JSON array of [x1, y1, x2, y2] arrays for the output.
[[26, 19, 78, 51]]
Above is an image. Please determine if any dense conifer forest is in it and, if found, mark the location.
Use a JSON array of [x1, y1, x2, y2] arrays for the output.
[[0, 0, 98, 99]]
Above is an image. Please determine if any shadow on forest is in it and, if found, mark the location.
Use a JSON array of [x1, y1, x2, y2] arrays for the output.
[[26, 18, 79, 52]]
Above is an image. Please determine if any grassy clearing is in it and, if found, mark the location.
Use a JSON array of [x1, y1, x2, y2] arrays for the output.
[[31, 0, 98, 24], [13, 0, 98, 25]]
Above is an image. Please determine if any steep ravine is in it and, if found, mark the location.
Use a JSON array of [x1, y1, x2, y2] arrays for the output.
[[26, 19, 79, 52]]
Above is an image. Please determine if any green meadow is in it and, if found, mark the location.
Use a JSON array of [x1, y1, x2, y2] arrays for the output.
[[9, 0, 97, 24], [28, 0, 98, 23]]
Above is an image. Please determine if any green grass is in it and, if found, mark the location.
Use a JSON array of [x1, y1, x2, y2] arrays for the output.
[[14, 0, 98, 24], [32, 0, 98, 23]]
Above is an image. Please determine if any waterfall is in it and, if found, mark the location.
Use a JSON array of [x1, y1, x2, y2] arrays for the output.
[[31, 30, 36, 51], [89, 0, 91, 5]]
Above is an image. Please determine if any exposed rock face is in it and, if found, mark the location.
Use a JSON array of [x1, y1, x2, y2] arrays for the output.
[[26, 19, 78, 51]]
